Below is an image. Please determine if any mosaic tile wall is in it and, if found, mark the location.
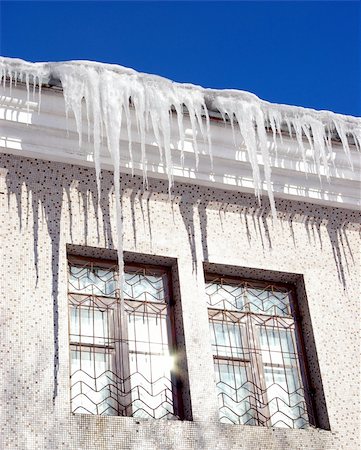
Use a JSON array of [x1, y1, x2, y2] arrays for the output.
[[0, 153, 360, 450]]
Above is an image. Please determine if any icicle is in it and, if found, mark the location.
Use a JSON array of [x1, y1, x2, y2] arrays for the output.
[[88, 67, 102, 200], [62, 71, 84, 148], [123, 89, 134, 175], [37, 77, 42, 114], [254, 108, 277, 218], [202, 101, 212, 167], [185, 100, 200, 169], [332, 119, 353, 170], [32, 74, 36, 98], [8, 71, 12, 96], [1, 56, 360, 235], [1, 67, 5, 89], [308, 117, 329, 181], [25, 72, 30, 123], [174, 103, 185, 166], [132, 86, 148, 188], [292, 118, 307, 173]]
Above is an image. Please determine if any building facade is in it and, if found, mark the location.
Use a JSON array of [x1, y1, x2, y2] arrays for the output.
[[0, 59, 360, 449]]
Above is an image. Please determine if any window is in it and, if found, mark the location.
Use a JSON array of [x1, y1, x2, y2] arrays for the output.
[[206, 274, 315, 428], [68, 256, 183, 419]]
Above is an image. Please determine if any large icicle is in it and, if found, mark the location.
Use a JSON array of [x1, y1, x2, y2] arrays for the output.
[[1, 56, 360, 253]]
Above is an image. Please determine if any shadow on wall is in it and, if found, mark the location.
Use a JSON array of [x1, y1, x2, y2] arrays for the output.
[[174, 181, 358, 292], [2, 153, 359, 403], [3, 154, 115, 404]]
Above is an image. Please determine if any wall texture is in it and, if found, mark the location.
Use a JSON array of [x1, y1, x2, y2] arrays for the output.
[[0, 153, 360, 450]]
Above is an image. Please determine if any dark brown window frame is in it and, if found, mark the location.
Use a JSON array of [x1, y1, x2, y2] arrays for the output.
[[67, 254, 184, 419], [205, 273, 317, 428]]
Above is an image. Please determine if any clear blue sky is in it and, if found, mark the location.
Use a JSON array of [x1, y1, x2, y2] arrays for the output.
[[0, 1, 360, 116]]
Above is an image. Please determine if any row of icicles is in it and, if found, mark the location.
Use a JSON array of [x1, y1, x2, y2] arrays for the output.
[[1, 58, 360, 293]]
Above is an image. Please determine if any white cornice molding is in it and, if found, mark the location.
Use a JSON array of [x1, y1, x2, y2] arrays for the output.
[[1, 86, 360, 210]]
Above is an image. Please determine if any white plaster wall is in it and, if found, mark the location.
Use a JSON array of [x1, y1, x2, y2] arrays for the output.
[[0, 153, 360, 449]]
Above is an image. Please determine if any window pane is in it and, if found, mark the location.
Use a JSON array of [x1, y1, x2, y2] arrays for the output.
[[259, 327, 296, 366], [70, 305, 113, 346], [247, 288, 291, 316], [129, 353, 175, 419], [205, 282, 244, 310], [215, 362, 255, 425], [69, 266, 117, 297], [210, 321, 246, 359], [70, 348, 118, 415], [206, 281, 291, 317], [127, 313, 169, 354], [259, 326, 309, 429], [264, 367, 309, 429], [127, 309, 175, 419], [123, 272, 166, 302]]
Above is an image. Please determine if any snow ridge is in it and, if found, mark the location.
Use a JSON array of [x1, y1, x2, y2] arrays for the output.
[[1, 57, 360, 281]]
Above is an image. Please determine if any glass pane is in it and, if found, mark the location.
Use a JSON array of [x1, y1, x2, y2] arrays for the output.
[[210, 321, 246, 359], [205, 282, 244, 310], [127, 313, 168, 354], [264, 367, 309, 429], [247, 288, 291, 316], [69, 266, 117, 297], [70, 348, 118, 415], [129, 353, 174, 419], [215, 362, 255, 425], [123, 272, 166, 302], [70, 305, 112, 346], [259, 327, 296, 366]]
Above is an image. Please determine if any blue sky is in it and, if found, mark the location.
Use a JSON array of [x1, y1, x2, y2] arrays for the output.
[[0, 1, 360, 116]]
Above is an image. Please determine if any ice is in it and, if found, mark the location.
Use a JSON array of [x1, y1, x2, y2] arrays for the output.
[[1, 56, 360, 282]]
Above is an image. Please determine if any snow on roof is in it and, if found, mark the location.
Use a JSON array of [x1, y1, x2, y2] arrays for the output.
[[1, 56, 360, 216], [1, 56, 360, 286]]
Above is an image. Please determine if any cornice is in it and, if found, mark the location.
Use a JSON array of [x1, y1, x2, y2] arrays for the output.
[[1, 86, 360, 210]]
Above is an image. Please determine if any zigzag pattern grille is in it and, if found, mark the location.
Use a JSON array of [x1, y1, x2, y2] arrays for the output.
[[70, 369, 178, 418], [206, 276, 315, 429], [68, 261, 180, 420]]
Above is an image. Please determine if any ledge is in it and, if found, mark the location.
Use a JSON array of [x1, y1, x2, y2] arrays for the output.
[[1, 86, 360, 210]]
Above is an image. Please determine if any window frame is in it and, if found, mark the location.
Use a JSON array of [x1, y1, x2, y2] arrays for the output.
[[67, 254, 184, 419], [205, 272, 317, 428]]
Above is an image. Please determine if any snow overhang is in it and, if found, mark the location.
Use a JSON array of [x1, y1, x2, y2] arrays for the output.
[[1, 58, 360, 211]]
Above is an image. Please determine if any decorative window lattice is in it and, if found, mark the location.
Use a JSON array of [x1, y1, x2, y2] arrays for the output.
[[206, 276, 315, 429], [68, 257, 182, 419]]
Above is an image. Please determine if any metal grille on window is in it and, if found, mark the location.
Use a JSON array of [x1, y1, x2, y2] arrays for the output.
[[206, 276, 315, 429], [68, 259, 181, 419]]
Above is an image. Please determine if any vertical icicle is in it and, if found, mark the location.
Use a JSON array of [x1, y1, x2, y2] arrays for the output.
[[234, 103, 262, 202], [202, 101, 212, 167], [37, 77, 43, 114], [32, 74, 37, 98], [124, 91, 134, 175], [332, 119, 353, 170], [174, 102, 185, 166], [161, 106, 173, 193], [1, 57, 360, 253], [1, 67, 5, 88], [183, 98, 200, 169], [88, 68, 102, 200], [8, 71, 12, 96], [309, 118, 329, 181], [133, 88, 148, 188], [254, 108, 277, 219], [99, 70, 125, 300], [25, 72, 30, 124], [293, 118, 307, 173]]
